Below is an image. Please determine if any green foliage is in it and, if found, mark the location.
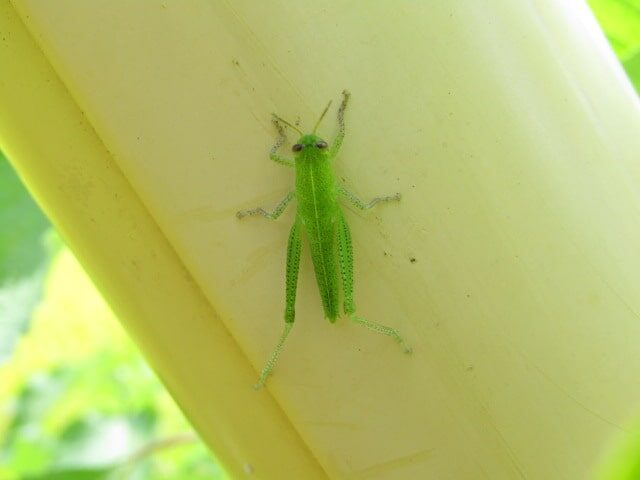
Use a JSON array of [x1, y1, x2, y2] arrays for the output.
[[0, 154, 59, 362], [588, 0, 640, 92], [0, 151, 225, 478], [0, 246, 225, 479]]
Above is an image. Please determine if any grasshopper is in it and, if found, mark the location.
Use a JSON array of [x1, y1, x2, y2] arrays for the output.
[[238, 91, 410, 389]]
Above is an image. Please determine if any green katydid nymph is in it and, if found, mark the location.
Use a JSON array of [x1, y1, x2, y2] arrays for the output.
[[237, 90, 411, 389]]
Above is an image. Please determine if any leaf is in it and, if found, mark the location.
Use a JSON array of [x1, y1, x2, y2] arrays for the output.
[[623, 48, 640, 92], [589, 0, 640, 92], [0, 153, 59, 362]]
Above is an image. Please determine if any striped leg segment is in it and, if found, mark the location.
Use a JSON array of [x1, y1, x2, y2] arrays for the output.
[[336, 212, 411, 354], [255, 218, 302, 389]]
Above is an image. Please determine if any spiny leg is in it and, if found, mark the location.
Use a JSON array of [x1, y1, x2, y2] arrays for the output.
[[237, 191, 295, 220], [270, 117, 295, 167], [336, 212, 411, 353], [328, 90, 351, 159], [350, 316, 412, 353], [337, 212, 356, 315], [254, 323, 293, 390], [339, 185, 401, 210], [255, 218, 302, 389]]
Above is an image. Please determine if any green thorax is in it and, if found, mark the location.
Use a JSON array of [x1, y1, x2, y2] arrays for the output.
[[293, 134, 336, 210]]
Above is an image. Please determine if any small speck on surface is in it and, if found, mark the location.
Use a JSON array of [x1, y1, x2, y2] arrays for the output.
[[243, 463, 254, 474], [410, 257, 417, 263]]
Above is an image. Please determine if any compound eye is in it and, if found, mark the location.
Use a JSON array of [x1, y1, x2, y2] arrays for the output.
[[316, 141, 328, 149], [292, 144, 303, 152]]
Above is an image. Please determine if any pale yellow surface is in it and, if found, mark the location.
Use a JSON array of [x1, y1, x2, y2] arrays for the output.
[[1, 1, 640, 479]]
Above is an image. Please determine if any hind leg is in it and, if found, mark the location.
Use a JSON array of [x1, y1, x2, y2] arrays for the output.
[[254, 218, 303, 389], [336, 212, 411, 353]]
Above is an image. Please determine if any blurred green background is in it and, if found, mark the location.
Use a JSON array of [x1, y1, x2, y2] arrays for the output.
[[0, 163, 226, 478], [0, 157, 225, 477], [0, 2, 638, 479]]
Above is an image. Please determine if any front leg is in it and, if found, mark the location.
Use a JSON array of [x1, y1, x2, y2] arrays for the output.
[[328, 90, 351, 159], [270, 118, 295, 167], [237, 191, 295, 219], [338, 185, 401, 210]]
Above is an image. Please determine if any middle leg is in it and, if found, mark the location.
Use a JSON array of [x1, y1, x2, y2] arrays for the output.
[[339, 185, 401, 211], [237, 191, 295, 220]]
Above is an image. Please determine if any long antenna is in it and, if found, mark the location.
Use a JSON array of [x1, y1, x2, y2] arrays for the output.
[[272, 113, 303, 135], [313, 100, 332, 134]]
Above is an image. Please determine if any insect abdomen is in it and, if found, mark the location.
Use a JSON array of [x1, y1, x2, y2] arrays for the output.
[[296, 157, 340, 321], [306, 225, 339, 321]]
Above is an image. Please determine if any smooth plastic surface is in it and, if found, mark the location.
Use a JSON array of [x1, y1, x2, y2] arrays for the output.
[[2, 1, 640, 478]]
